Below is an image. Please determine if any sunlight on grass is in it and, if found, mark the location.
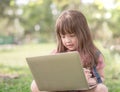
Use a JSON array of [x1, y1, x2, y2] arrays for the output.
[[0, 43, 56, 67]]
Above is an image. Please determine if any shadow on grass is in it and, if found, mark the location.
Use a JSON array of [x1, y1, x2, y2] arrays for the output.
[[0, 64, 32, 92]]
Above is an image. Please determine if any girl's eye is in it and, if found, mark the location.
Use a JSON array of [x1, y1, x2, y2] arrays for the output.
[[70, 34, 75, 37], [60, 34, 75, 38]]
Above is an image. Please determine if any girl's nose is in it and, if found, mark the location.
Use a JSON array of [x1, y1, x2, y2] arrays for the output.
[[65, 37, 71, 43]]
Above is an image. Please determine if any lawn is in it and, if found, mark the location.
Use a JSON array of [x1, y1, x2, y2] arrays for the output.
[[0, 43, 120, 92], [0, 43, 56, 92]]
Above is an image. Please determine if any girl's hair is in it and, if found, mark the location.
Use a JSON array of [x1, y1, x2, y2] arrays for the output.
[[55, 10, 100, 68]]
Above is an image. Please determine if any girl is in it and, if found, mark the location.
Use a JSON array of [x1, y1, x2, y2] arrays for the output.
[[31, 10, 108, 92]]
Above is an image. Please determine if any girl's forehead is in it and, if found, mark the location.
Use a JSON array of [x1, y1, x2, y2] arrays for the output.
[[60, 33, 75, 35], [58, 28, 75, 35], [61, 30, 73, 33]]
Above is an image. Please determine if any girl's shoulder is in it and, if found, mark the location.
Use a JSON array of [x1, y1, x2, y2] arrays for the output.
[[95, 50, 101, 58], [96, 51, 105, 69]]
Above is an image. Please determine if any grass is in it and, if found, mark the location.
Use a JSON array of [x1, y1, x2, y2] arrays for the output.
[[0, 66, 32, 92], [0, 43, 120, 92], [0, 43, 56, 92]]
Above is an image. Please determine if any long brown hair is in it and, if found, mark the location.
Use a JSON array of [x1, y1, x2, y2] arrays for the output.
[[55, 10, 100, 68]]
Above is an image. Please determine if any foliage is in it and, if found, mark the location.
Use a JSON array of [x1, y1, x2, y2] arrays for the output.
[[21, 0, 53, 34], [0, 0, 11, 18], [107, 9, 120, 37], [0, 0, 120, 45]]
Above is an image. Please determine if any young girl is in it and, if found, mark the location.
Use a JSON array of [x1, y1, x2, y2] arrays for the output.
[[31, 10, 108, 92]]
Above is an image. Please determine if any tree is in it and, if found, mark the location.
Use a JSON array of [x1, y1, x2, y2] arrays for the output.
[[19, 0, 54, 42]]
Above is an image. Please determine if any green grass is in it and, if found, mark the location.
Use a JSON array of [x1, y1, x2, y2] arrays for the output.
[[0, 43, 56, 67], [0, 43, 120, 92], [0, 43, 56, 92], [0, 66, 32, 92]]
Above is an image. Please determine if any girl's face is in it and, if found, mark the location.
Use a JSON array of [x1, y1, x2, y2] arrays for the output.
[[60, 33, 78, 51]]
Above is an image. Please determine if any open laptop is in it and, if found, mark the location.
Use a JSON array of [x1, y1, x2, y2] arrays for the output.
[[26, 51, 96, 91]]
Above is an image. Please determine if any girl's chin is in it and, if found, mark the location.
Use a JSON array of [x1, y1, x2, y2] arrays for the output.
[[67, 49, 76, 51]]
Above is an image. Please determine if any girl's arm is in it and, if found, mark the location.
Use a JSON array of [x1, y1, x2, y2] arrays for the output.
[[85, 53, 105, 85], [96, 54, 105, 82]]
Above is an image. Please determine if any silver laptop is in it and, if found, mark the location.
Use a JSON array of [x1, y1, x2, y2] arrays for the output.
[[26, 51, 96, 91]]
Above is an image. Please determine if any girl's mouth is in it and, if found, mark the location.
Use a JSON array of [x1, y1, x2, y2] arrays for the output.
[[66, 44, 74, 48]]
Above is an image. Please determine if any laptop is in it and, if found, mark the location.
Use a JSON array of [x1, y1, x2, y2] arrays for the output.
[[26, 51, 96, 91]]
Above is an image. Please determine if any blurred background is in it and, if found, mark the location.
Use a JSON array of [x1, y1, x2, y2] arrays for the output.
[[0, 0, 120, 92]]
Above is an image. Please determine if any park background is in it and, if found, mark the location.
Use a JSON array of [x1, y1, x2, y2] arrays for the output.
[[0, 0, 120, 92]]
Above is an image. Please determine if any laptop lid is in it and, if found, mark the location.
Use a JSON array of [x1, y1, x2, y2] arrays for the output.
[[26, 51, 93, 91]]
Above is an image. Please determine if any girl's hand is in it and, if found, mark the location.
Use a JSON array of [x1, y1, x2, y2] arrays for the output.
[[83, 68, 97, 85], [88, 77, 97, 86], [83, 68, 92, 81]]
